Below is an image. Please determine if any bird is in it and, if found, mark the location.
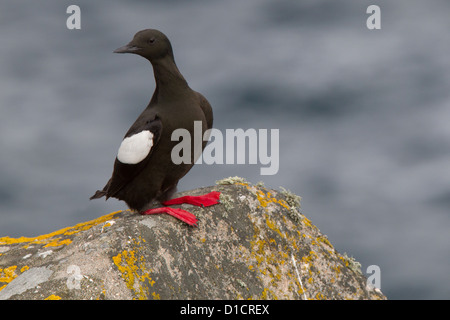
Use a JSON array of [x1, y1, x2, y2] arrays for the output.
[[90, 29, 220, 226]]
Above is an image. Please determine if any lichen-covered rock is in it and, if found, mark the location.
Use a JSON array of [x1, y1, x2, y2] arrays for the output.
[[0, 179, 385, 300]]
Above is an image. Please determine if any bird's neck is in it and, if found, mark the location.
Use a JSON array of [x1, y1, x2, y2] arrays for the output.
[[151, 57, 189, 102]]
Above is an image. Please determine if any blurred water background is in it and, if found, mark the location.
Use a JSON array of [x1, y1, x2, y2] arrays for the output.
[[0, 0, 449, 299]]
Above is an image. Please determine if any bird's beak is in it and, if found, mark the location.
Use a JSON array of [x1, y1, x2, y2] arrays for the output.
[[113, 43, 140, 54]]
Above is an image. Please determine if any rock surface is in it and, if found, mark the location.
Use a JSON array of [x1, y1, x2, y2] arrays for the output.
[[0, 178, 385, 300]]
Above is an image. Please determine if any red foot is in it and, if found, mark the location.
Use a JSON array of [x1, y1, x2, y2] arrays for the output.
[[140, 191, 221, 227], [140, 207, 198, 226], [162, 191, 221, 207]]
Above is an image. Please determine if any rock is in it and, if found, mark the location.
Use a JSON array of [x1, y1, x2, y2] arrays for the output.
[[0, 179, 386, 300]]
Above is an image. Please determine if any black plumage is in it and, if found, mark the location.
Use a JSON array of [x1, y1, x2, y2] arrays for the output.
[[90, 29, 213, 212]]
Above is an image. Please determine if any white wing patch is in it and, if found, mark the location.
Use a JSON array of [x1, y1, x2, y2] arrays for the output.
[[117, 130, 154, 164]]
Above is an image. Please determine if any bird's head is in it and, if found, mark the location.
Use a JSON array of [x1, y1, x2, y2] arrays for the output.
[[114, 29, 174, 61]]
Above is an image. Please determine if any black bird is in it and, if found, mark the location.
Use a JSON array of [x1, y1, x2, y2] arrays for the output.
[[90, 29, 219, 226]]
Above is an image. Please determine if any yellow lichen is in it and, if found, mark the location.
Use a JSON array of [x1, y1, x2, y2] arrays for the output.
[[265, 216, 284, 238], [316, 235, 333, 249], [255, 189, 270, 208], [259, 288, 278, 300], [45, 294, 62, 300], [20, 265, 29, 273], [112, 238, 156, 300], [44, 238, 72, 248], [254, 188, 301, 223], [242, 209, 306, 299], [0, 265, 18, 291], [276, 199, 291, 211], [0, 265, 31, 292], [152, 292, 160, 300], [315, 292, 325, 300], [0, 211, 122, 247], [302, 217, 317, 230]]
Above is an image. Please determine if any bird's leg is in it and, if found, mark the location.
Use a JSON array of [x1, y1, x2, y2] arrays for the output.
[[162, 191, 221, 207], [139, 191, 221, 227], [140, 207, 198, 226]]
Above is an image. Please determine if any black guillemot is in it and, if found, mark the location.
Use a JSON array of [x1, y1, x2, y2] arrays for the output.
[[90, 29, 219, 226]]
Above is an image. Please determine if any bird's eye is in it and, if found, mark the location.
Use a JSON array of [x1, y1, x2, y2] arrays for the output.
[[148, 38, 156, 44]]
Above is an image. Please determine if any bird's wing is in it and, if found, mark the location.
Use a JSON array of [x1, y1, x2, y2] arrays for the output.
[[196, 91, 213, 130], [104, 113, 162, 199]]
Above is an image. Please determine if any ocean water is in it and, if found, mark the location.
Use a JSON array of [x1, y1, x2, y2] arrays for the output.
[[0, 0, 449, 299]]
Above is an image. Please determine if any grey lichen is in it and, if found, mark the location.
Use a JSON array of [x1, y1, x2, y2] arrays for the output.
[[279, 186, 301, 209], [219, 193, 234, 211], [342, 252, 363, 275], [287, 208, 303, 224], [279, 187, 303, 224], [216, 176, 248, 185], [236, 279, 247, 288], [255, 181, 265, 188]]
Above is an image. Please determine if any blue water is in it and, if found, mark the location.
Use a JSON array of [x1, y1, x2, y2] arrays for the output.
[[0, 0, 449, 299]]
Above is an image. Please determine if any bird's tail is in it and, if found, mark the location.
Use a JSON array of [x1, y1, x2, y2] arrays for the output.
[[90, 179, 112, 200], [90, 190, 107, 200]]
